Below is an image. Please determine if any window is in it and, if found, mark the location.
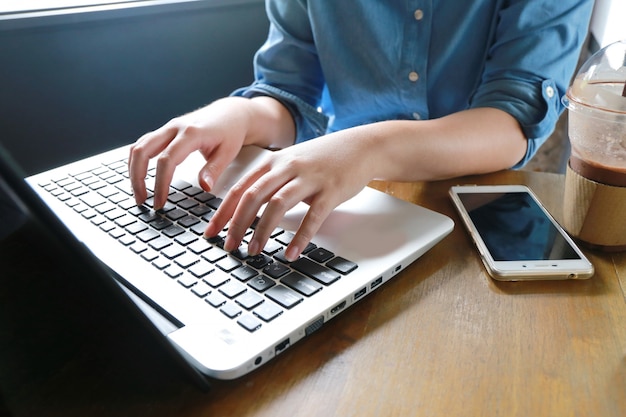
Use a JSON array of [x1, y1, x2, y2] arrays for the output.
[[1, 1, 145, 14]]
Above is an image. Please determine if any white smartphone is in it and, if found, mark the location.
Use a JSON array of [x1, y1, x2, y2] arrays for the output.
[[449, 184, 594, 281]]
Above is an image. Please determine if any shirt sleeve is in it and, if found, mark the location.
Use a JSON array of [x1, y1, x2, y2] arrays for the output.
[[469, 0, 594, 168], [231, 0, 328, 143]]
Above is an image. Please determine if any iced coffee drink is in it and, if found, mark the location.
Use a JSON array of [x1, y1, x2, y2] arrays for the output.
[[562, 40, 626, 251]]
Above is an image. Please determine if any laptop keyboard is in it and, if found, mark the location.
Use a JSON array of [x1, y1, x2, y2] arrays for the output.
[[37, 157, 358, 333]]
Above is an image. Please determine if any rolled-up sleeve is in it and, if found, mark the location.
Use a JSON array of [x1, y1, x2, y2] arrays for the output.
[[232, 0, 328, 142], [470, 0, 594, 168]]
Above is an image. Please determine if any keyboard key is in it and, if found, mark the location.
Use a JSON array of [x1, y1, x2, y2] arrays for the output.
[[217, 256, 242, 272], [80, 193, 106, 208], [167, 192, 187, 204], [139, 210, 160, 223], [171, 179, 192, 191], [130, 242, 147, 254], [307, 247, 334, 263], [137, 228, 159, 242], [205, 292, 227, 308], [263, 262, 290, 279], [261, 239, 283, 255], [236, 291, 264, 310], [247, 253, 272, 269], [141, 249, 159, 262], [254, 301, 283, 322], [152, 257, 171, 270], [162, 224, 185, 238], [165, 208, 187, 220], [174, 231, 198, 246], [248, 275, 276, 292], [118, 235, 136, 246], [275, 231, 294, 245], [204, 270, 230, 288], [291, 258, 341, 285], [188, 260, 215, 278], [177, 274, 198, 288], [126, 221, 148, 235], [183, 186, 204, 196], [129, 205, 150, 216], [206, 197, 222, 210], [188, 239, 212, 254], [281, 271, 323, 296], [164, 265, 184, 279], [327, 257, 358, 274], [104, 208, 126, 221], [149, 236, 172, 251], [115, 214, 136, 228], [178, 198, 199, 210], [190, 221, 208, 235], [220, 302, 242, 319], [237, 315, 262, 332], [174, 253, 200, 269], [162, 244, 185, 259], [202, 247, 228, 263], [178, 215, 200, 228], [195, 192, 215, 203], [266, 285, 303, 309], [189, 205, 212, 217], [191, 281, 212, 297], [150, 217, 173, 231], [219, 280, 247, 299], [231, 265, 258, 282]]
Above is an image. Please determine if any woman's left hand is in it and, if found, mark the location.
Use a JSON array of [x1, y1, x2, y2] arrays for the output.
[[204, 133, 373, 262]]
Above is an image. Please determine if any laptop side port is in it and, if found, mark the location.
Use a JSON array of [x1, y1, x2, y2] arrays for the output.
[[305, 316, 325, 336], [354, 287, 367, 301], [331, 300, 346, 315], [275, 338, 290, 355], [370, 276, 383, 289]]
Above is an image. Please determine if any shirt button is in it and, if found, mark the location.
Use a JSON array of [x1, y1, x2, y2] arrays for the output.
[[545, 85, 555, 98], [412, 112, 422, 120], [408, 71, 419, 82], [414, 9, 424, 20]]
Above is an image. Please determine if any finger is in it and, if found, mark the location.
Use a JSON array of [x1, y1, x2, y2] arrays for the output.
[[151, 127, 209, 209], [284, 196, 335, 261], [208, 166, 276, 251], [248, 178, 317, 257], [197, 142, 242, 192], [128, 127, 178, 205]]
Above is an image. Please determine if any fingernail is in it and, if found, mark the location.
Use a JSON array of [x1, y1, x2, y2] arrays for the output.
[[201, 173, 214, 191], [224, 235, 240, 253], [248, 239, 260, 256], [285, 245, 300, 262]]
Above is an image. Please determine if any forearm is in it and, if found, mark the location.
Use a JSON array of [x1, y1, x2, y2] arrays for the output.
[[238, 96, 296, 150], [342, 107, 528, 182]]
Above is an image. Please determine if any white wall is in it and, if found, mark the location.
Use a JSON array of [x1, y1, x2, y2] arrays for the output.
[[590, 0, 626, 48]]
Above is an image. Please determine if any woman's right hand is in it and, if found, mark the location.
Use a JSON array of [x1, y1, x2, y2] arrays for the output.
[[128, 96, 294, 210]]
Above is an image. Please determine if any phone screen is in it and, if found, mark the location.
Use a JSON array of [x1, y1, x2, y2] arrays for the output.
[[457, 191, 580, 261]]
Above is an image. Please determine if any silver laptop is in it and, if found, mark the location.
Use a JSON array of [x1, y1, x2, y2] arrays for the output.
[[0, 143, 453, 383]]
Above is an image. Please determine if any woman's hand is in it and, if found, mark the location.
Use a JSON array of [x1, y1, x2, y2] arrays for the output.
[[205, 133, 374, 261], [128, 96, 295, 210]]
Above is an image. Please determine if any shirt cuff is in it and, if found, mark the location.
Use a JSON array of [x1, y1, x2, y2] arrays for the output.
[[232, 83, 328, 143], [471, 78, 562, 169]]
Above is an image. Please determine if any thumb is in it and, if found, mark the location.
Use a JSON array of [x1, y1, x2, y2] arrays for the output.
[[198, 150, 235, 192]]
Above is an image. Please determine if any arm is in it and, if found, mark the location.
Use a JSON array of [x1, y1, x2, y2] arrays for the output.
[[128, 95, 295, 209], [208, 106, 526, 261]]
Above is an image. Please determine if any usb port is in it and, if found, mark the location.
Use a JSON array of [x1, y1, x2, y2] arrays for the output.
[[275, 338, 290, 355], [354, 287, 367, 301], [370, 276, 383, 289]]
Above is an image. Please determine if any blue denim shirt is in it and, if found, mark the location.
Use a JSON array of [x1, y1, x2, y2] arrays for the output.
[[233, 0, 593, 168]]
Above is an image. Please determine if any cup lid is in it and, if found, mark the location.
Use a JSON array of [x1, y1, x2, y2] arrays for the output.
[[564, 39, 626, 114]]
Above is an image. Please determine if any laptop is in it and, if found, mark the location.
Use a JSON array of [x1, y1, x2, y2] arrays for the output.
[[0, 142, 453, 385]]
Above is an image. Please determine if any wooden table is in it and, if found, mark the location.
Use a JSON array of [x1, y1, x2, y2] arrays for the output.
[[1, 170, 625, 416]]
